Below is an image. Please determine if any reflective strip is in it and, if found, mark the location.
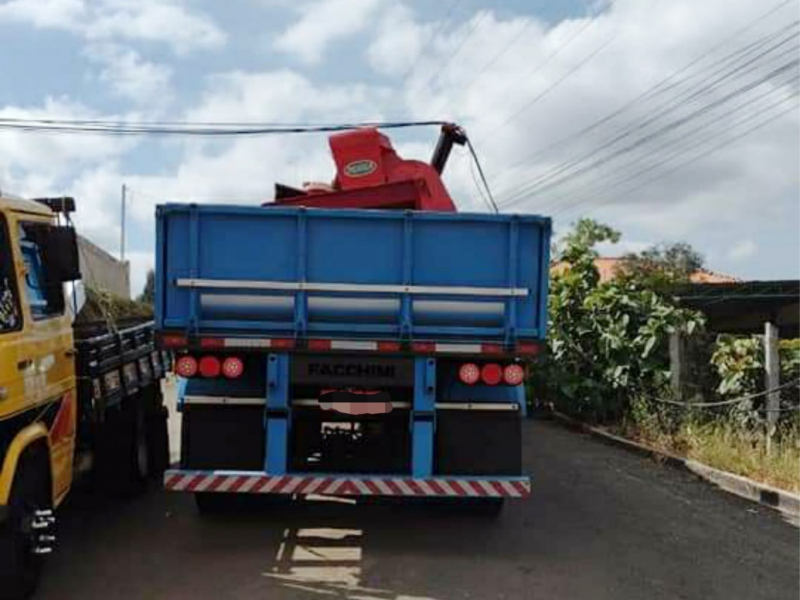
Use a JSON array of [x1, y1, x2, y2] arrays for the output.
[[177, 278, 529, 298], [435, 402, 519, 411], [183, 395, 265, 406], [224, 338, 273, 349], [330, 340, 378, 351], [163, 471, 530, 498], [434, 343, 482, 353]]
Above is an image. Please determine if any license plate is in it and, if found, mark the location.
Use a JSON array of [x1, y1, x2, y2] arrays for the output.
[[319, 389, 393, 415]]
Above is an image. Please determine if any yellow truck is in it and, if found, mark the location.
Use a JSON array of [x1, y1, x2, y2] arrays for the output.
[[0, 195, 169, 599]]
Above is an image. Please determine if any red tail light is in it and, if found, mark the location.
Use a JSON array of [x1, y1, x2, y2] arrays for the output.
[[503, 364, 525, 386], [222, 357, 244, 379], [480, 363, 503, 386], [175, 355, 198, 378], [198, 356, 222, 378], [458, 363, 480, 385]]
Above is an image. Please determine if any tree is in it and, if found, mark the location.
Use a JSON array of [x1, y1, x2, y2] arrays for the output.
[[138, 269, 155, 305], [538, 220, 705, 422], [619, 242, 704, 291]]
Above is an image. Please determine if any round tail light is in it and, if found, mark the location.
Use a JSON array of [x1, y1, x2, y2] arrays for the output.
[[458, 363, 480, 385], [198, 356, 222, 378], [503, 364, 525, 386], [480, 363, 503, 386], [222, 357, 244, 379], [175, 355, 198, 378]]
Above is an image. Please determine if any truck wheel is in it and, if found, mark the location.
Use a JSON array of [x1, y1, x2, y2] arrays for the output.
[[146, 405, 170, 479], [0, 450, 53, 600]]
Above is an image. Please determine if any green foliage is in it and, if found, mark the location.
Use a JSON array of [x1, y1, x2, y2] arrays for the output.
[[618, 242, 704, 291], [710, 335, 763, 396], [76, 286, 153, 324], [541, 219, 705, 422], [137, 269, 156, 305]]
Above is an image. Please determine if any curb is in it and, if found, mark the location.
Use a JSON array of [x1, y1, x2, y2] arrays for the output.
[[551, 411, 800, 519]]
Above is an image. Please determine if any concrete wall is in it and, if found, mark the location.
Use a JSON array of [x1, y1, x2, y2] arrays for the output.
[[77, 235, 130, 299]]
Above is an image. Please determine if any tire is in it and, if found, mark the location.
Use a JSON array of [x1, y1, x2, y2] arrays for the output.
[[0, 448, 52, 600], [146, 405, 170, 479], [95, 401, 149, 496]]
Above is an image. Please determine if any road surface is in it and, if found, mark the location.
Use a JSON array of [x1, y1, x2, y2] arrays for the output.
[[39, 416, 798, 600]]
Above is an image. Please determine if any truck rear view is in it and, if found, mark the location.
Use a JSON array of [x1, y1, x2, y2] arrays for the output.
[[157, 126, 551, 513]]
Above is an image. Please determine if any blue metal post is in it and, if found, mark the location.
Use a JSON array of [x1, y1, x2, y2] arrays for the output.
[[411, 356, 436, 478], [265, 353, 290, 475]]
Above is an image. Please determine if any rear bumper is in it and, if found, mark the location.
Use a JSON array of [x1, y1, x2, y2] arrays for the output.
[[164, 469, 530, 498]]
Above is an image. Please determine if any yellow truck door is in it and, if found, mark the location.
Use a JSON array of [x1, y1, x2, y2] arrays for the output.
[[6, 213, 77, 504]]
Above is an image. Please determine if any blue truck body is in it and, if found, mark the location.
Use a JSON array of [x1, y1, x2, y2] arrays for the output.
[[157, 203, 551, 507], [155, 204, 551, 344]]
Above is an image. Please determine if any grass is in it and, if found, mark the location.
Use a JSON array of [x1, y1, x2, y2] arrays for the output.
[[616, 419, 800, 493]]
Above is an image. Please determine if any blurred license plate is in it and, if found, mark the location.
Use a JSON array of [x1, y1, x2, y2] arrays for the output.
[[319, 389, 393, 415]]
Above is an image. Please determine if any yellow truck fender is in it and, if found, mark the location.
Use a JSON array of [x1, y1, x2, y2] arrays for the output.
[[0, 422, 51, 506]]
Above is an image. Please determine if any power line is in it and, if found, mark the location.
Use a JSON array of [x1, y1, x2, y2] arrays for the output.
[[496, 25, 799, 204], [532, 76, 798, 214], [495, 27, 799, 207], [466, 137, 499, 213], [551, 97, 798, 220], [490, 1, 626, 133], [413, 3, 496, 95], [548, 87, 799, 218], [499, 54, 799, 208], [0, 119, 450, 137], [488, 0, 797, 185], [399, 0, 463, 84]]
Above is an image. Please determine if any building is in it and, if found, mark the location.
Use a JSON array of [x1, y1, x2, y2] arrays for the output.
[[76, 235, 130, 299]]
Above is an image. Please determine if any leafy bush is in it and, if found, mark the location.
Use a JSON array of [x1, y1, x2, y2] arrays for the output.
[[538, 219, 704, 422]]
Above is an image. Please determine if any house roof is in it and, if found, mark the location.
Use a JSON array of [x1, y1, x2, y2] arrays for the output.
[[551, 257, 739, 284]]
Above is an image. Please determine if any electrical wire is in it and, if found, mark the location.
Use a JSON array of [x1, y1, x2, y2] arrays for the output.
[[413, 2, 497, 95], [494, 27, 800, 208], [495, 25, 800, 205], [490, 0, 628, 134], [466, 137, 499, 213], [551, 97, 798, 220], [499, 56, 799, 208], [399, 0, 463, 84], [537, 80, 798, 215], [487, 0, 797, 185], [0, 119, 450, 137]]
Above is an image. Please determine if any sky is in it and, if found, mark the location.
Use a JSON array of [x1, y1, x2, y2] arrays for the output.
[[0, 0, 797, 296]]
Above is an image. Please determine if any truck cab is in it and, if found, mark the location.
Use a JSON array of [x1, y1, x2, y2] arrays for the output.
[[0, 195, 170, 599], [0, 195, 78, 597]]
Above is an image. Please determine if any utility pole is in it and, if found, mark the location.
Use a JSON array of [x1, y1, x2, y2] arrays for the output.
[[764, 320, 780, 454], [121, 183, 127, 261]]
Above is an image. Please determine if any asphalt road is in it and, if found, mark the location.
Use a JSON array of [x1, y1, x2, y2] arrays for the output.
[[38, 417, 798, 600]]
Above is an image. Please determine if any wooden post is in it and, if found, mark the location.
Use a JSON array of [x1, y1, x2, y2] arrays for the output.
[[764, 321, 780, 453], [670, 330, 686, 401]]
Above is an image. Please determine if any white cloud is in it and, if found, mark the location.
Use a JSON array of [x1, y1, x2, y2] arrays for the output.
[[274, 0, 386, 64], [0, 0, 226, 53], [85, 44, 173, 105], [0, 0, 84, 28], [366, 3, 429, 75], [385, 0, 797, 265], [728, 239, 758, 261]]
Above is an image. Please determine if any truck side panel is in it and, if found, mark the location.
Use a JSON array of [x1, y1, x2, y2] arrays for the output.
[[156, 205, 551, 346]]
